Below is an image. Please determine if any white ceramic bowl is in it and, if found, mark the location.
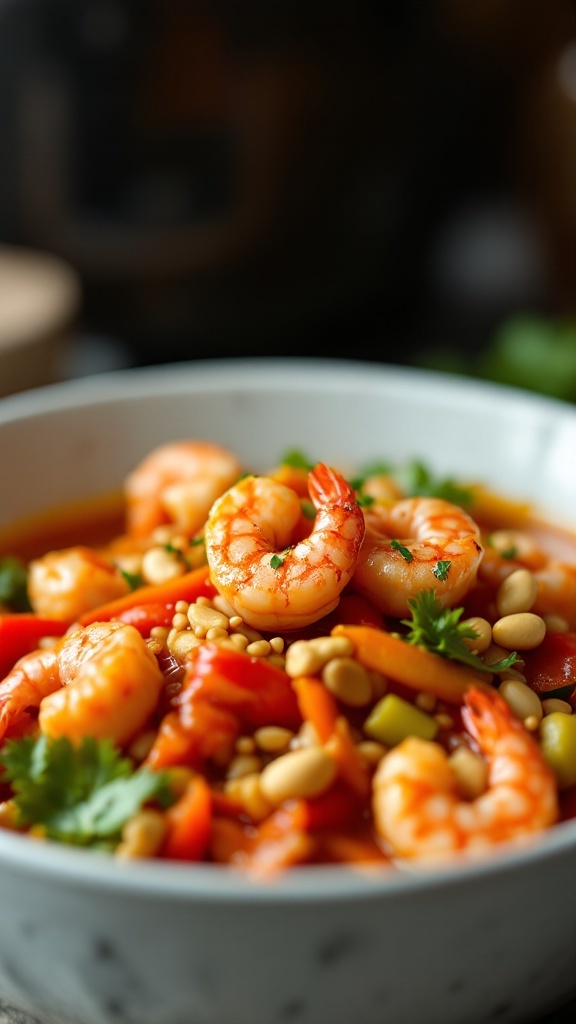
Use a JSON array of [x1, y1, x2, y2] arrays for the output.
[[0, 358, 575, 1024]]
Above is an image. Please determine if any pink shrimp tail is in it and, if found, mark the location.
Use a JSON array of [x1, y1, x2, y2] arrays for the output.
[[461, 685, 518, 754], [308, 463, 358, 510]]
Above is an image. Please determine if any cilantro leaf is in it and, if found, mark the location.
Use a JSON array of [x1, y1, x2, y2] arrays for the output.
[[390, 540, 413, 562], [400, 590, 519, 673], [0, 735, 173, 847], [433, 560, 451, 581]]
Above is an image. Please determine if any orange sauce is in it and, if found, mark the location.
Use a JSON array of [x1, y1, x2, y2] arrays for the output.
[[0, 492, 125, 562]]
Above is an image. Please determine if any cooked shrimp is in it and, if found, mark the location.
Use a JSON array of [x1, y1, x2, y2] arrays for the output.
[[124, 440, 243, 538], [353, 497, 483, 617], [0, 624, 116, 740], [39, 621, 164, 745], [0, 622, 164, 745], [28, 546, 129, 622], [373, 686, 558, 863], [204, 463, 365, 631], [0, 646, 62, 740]]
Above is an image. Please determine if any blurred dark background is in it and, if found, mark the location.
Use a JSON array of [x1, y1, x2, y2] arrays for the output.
[[0, 0, 575, 385]]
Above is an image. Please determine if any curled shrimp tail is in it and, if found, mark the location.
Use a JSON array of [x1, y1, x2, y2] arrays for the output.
[[205, 463, 364, 631], [462, 686, 517, 750], [308, 463, 357, 511], [307, 463, 365, 563]]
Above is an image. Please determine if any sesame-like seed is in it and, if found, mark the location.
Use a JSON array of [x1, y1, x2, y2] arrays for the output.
[[206, 626, 229, 640], [229, 633, 249, 650], [171, 613, 189, 631], [246, 639, 272, 658], [150, 626, 169, 642]]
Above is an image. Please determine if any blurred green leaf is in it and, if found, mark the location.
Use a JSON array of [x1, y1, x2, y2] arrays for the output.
[[480, 315, 576, 401]]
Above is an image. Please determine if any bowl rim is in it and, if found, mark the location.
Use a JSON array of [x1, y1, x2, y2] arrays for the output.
[[1, 356, 575, 901], [1, 814, 575, 902], [1, 355, 575, 422]]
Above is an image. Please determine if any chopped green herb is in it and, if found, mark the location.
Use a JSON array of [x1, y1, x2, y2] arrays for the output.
[[0, 735, 173, 848], [487, 535, 519, 561], [390, 540, 413, 562], [189, 536, 205, 547], [433, 560, 451, 581], [501, 546, 518, 560], [0, 556, 32, 612], [270, 552, 288, 569], [164, 542, 190, 568], [119, 568, 144, 592], [395, 459, 472, 506], [400, 590, 519, 673], [356, 493, 375, 508], [279, 449, 315, 471]]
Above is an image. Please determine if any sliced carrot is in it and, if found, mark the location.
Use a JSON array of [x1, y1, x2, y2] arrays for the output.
[[292, 677, 370, 798], [292, 675, 338, 742], [332, 624, 493, 704], [77, 565, 213, 626], [162, 775, 213, 861], [325, 717, 371, 799]]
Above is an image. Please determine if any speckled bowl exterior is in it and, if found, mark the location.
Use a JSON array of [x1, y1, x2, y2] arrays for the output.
[[0, 359, 575, 1024]]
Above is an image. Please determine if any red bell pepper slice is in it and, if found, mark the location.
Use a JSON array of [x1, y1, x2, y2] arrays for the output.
[[114, 602, 177, 636], [0, 614, 69, 679], [147, 643, 300, 770], [146, 704, 240, 770], [522, 631, 576, 695], [179, 642, 301, 730]]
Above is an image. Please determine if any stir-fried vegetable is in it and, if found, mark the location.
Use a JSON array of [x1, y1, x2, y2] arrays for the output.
[[0, 443, 574, 875]]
